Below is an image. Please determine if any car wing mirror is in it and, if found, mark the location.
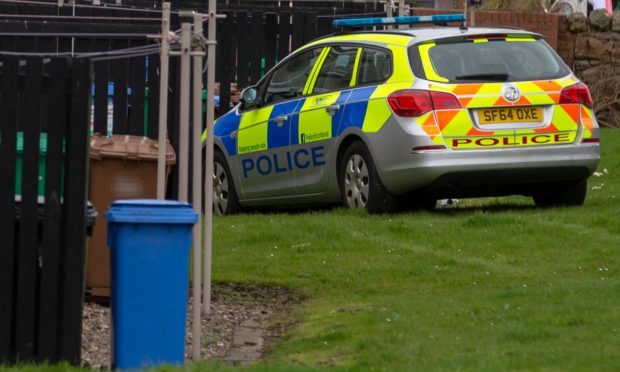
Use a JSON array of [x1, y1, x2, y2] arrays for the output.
[[240, 86, 259, 110]]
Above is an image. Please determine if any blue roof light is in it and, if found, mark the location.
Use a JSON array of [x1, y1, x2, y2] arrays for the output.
[[332, 14, 466, 29]]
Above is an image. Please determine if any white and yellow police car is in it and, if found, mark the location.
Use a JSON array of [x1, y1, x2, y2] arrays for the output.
[[208, 14, 600, 215]]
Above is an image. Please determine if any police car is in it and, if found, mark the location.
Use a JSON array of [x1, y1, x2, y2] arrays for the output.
[[208, 14, 600, 215]]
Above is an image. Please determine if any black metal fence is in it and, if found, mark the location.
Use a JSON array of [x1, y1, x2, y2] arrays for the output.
[[0, 56, 90, 364]]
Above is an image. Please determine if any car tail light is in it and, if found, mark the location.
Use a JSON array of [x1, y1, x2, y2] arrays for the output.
[[388, 90, 433, 117], [582, 137, 600, 143], [387, 90, 461, 117], [559, 82, 593, 109], [431, 91, 461, 110]]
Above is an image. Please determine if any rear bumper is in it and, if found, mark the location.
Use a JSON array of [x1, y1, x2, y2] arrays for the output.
[[374, 142, 600, 195]]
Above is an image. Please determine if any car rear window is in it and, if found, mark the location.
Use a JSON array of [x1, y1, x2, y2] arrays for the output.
[[409, 38, 571, 83]]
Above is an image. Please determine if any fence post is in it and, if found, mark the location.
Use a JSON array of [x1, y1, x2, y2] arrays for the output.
[[37, 59, 68, 363], [0, 56, 19, 362], [59, 58, 90, 365], [15, 57, 43, 362]]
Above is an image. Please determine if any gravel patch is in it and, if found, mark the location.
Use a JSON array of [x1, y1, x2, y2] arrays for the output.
[[82, 284, 302, 369]]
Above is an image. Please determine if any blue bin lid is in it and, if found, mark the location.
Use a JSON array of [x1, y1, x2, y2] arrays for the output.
[[106, 199, 199, 224]]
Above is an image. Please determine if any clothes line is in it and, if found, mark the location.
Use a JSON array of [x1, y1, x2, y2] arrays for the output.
[[0, 32, 157, 38], [0, 0, 164, 14], [0, 13, 160, 21]]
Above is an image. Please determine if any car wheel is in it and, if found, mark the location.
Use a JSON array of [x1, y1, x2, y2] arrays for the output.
[[339, 141, 396, 214], [532, 179, 587, 208], [212, 150, 240, 216]]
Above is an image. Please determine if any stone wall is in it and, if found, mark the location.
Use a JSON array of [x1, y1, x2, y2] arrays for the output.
[[558, 10, 620, 127]]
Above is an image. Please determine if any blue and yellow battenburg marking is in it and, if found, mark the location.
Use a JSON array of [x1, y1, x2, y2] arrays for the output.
[[210, 81, 393, 157]]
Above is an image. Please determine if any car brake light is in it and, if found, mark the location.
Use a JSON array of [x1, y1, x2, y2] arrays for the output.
[[582, 137, 600, 143], [467, 34, 507, 40], [387, 90, 461, 117], [559, 82, 593, 109]]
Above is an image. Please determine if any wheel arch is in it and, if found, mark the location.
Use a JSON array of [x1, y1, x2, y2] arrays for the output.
[[202, 139, 244, 204], [336, 133, 370, 174]]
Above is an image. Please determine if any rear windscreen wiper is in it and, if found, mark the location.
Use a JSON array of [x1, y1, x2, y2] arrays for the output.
[[455, 73, 510, 82]]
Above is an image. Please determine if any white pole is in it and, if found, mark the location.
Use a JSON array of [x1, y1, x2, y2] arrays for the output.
[[178, 22, 192, 202], [386, 0, 392, 30], [191, 13, 204, 361], [156, 3, 171, 200], [203, 0, 217, 315]]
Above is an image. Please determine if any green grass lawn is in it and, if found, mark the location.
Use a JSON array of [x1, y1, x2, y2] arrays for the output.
[[6, 131, 618, 372], [202, 128, 620, 370]]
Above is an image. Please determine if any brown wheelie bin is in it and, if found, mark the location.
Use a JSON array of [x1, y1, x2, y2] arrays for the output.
[[86, 134, 176, 300]]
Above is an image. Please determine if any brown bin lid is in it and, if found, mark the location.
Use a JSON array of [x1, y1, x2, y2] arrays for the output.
[[89, 134, 176, 164]]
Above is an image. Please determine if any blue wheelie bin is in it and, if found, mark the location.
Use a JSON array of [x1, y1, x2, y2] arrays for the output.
[[106, 199, 198, 369]]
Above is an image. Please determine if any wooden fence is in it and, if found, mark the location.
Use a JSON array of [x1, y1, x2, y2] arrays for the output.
[[0, 56, 90, 364]]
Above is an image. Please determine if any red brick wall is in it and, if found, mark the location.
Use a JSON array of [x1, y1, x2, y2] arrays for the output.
[[472, 11, 561, 49], [410, 8, 562, 49]]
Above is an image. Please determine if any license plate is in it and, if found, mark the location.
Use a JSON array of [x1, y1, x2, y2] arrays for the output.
[[478, 107, 543, 124]]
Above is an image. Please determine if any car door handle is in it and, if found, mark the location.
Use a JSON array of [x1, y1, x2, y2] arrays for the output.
[[231, 130, 237, 139], [273, 115, 288, 127], [326, 105, 340, 116]]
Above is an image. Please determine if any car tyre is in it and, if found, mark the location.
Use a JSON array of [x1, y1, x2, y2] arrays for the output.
[[339, 141, 396, 214], [211, 150, 241, 216], [532, 179, 587, 208]]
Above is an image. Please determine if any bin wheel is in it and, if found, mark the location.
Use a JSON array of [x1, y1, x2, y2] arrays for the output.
[[212, 150, 240, 216]]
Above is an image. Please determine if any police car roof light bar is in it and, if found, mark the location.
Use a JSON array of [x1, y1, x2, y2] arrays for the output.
[[331, 14, 466, 29]]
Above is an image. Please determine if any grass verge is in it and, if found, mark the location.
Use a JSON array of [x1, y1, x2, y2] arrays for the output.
[[203, 128, 619, 370]]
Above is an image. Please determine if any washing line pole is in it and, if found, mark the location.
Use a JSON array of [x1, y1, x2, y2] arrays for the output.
[[203, 0, 217, 315], [191, 12, 205, 361], [177, 22, 192, 202], [156, 2, 171, 200]]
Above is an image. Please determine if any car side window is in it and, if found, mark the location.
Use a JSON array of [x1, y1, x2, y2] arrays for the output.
[[357, 48, 392, 85], [263, 48, 322, 105], [312, 46, 358, 94]]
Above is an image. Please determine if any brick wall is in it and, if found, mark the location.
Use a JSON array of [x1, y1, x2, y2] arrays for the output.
[[410, 8, 562, 49], [472, 11, 561, 49]]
